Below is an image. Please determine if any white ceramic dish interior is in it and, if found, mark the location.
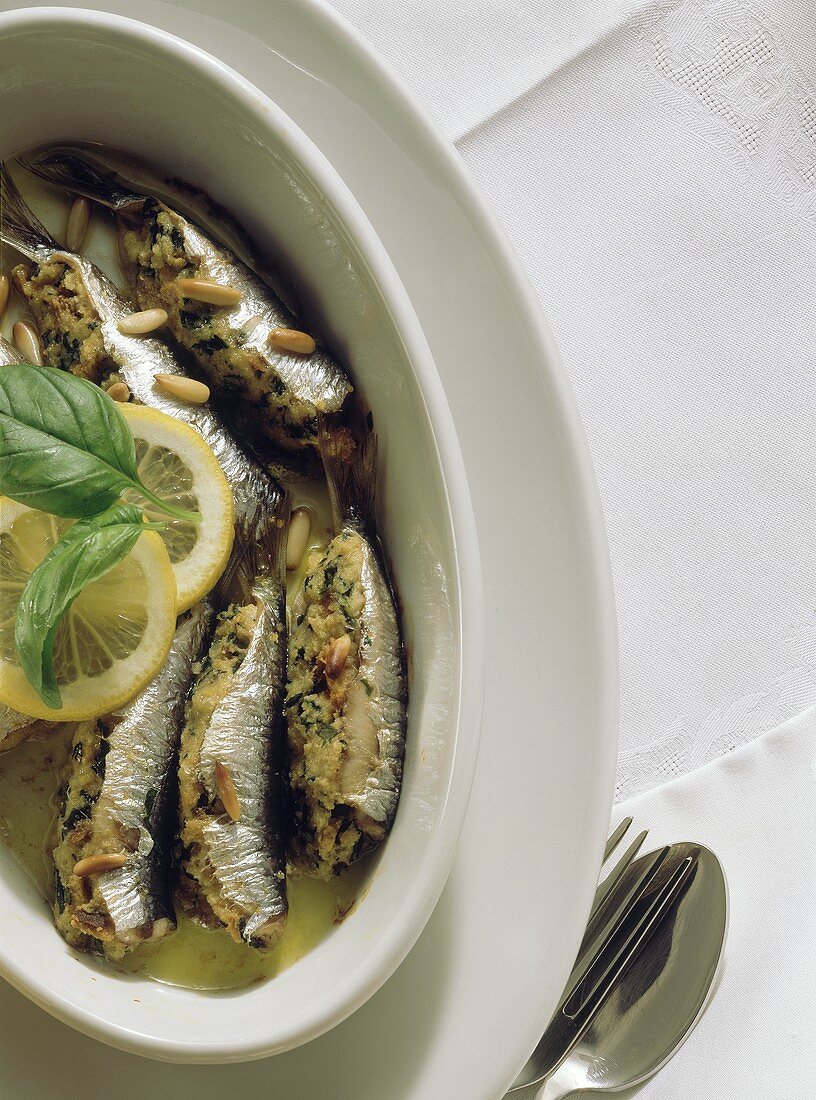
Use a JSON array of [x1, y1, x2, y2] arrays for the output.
[[0, 8, 483, 1063]]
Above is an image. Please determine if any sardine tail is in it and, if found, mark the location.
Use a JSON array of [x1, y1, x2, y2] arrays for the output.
[[219, 478, 290, 600], [18, 148, 140, 211], [320, 416, 378, 532], [0, 162, 60, 258]]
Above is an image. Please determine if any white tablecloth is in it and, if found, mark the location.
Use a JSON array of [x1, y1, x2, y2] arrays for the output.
[[329, 0, 816, 800], [326, 1, 816, 1095]]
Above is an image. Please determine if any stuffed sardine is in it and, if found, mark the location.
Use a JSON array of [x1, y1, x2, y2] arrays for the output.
[[19, 149, 353, 471], [52, 603, 214, 957], [177, 481, 290, 948], [286, 424, 407, 876]]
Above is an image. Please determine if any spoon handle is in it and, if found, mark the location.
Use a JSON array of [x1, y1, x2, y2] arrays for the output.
[[507, 1063, 576, 1099], [531, 1063, 575, 1099]]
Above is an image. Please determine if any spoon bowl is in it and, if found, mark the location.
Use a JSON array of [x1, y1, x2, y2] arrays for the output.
[[534, 843, 728, 1098]]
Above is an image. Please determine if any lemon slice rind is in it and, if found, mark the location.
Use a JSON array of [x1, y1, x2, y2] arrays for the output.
[[0, 498, 178, 722], [119, 403, 234, 613]]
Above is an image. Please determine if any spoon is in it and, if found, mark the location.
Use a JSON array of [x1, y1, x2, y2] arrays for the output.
[[510, 842, 728, 1098]]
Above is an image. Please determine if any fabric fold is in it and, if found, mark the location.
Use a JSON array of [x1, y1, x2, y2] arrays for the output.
[[609, 708, 816, 1097]]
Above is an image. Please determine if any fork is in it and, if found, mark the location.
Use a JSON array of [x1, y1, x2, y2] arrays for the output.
[[507, 817, 697, 1093]]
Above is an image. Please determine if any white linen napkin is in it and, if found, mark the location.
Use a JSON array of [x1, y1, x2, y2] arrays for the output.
[[535, 708, 816, 1099], [328, 0, 644, 141]]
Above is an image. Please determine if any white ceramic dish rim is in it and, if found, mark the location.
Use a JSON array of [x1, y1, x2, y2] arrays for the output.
[[0, 6, 485, 1062]]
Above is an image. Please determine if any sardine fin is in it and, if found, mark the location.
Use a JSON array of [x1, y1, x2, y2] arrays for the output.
[[320, 416, 378, 533], [218, 478, 290, 601], [0, 163, 60, 258], [18, 148, 141, 212]]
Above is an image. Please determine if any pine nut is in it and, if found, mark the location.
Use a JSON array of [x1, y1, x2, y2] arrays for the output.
[[153, 373, 210, 404], [12, 321, 43, 366], [325, 634, 352, 680], [0, 274, 9, 319], [118, 307, 168, 335], [175, 278, 242, 306], [74, 853, 128, 877], [215, 760, 241, 821], [239, 313, 263, 337], [268, 327, 316, 355], [65, 196, 91, 252], [107, 382, 130, 402], [285, 507, 312, 571]]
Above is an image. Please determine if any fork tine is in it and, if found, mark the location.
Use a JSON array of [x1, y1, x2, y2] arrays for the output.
[[565, 844, 670, 999], [589, 828, 648, 924], [506, 846, 698, 1092], [564, 850, 699, 1019], [604, 816, 633, 862]]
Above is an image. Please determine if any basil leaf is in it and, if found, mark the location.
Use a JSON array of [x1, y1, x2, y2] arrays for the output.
[[14, 503, 148, 709], [0, 364, 199, 522]]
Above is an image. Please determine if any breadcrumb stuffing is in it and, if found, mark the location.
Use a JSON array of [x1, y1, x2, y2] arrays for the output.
[[11, 261, 107, 380], [52, 719, 128, 959], [177, 602, 261, 940], [286, 531, 373, 876], [120, 204, 319, 453]]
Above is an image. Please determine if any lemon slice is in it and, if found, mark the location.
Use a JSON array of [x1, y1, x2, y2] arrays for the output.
[[0, 499, 177, 721], [118, 404, 234, 611]]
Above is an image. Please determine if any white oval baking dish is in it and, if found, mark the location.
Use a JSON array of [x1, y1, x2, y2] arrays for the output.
[[0, 7, 483, 1062]]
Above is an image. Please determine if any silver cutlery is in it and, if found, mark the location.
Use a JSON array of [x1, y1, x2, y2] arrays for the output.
[[507, 821, 728, 1098]]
